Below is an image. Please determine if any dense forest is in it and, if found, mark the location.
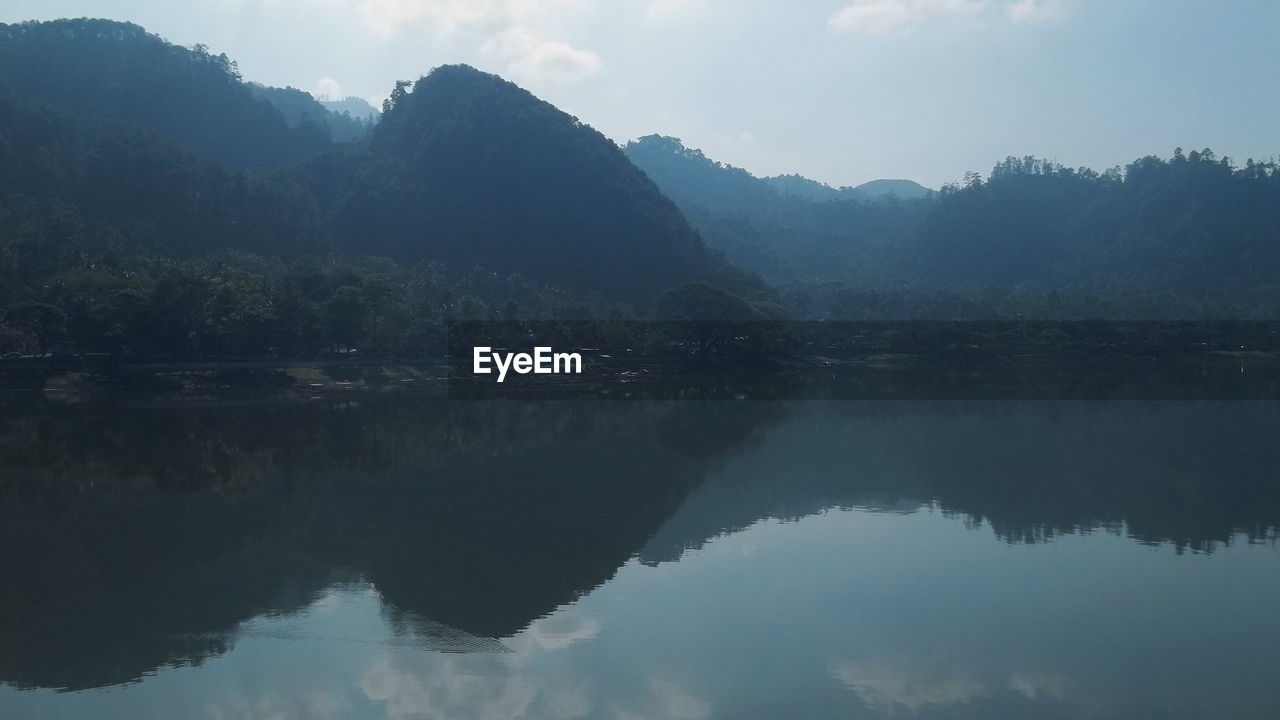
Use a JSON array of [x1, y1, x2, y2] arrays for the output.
[[2, 17, 1279, 360], [624, 136, 1280, 319], [318, 96, 380, 123], [247, 83, 373, 143], [0, 19, 760, 358], [0, 20, 332, 169]]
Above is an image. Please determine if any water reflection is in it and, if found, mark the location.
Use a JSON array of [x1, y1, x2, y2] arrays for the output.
[[0, 398, 772, 692], [641, 401, 1280, 560], [0, 392, 1278, 718]]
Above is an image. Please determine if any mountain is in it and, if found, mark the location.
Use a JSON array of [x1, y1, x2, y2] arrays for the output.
[[0, 399, 722, 690], [850, 178, 932, 200], [0, 85, 328, 260], [765, 174, 931, 202], [0, 21, 766, 358], [623, 136, 782, 214], [763, 173, 839, 202], [639, 402, 1280, 564], [0, 19, 332, 170], [623, 135, 924, 285], [626, 135, 1280, 319], [316, 66, 760, 305], [249, 83, 371, 142], [320, 96, 380, 123]]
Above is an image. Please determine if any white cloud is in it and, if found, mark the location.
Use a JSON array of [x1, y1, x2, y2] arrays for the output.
[[343, 0, 603, 82], [203, 688, 345, 720], [829, 0, 914, 34], [510, 611, 601, 651], [353, 0, 585, 36], [361, 652, 592, 720], [1007, 0, 1063, 23], [830, 659, 990, 712], [828, 0, 1062, 35], [484, 26, 603, 82], [316, 76, 343, 99], [828, 0, 982, 35], [830, 658, 1074, 713], [649, 679, 712, 720], [1008, 671, 1069, 700]]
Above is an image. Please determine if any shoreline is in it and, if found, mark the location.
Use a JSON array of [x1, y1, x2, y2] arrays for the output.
[[4, 348, 1279, 404]]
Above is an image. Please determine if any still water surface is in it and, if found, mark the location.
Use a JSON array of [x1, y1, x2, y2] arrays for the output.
[[2, 396, 1278, 719]]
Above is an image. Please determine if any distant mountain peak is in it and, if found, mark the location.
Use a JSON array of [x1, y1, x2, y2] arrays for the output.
[[247, 83, 372, 142], [326, 66, 761, 304], [624, 135, 931, 205], [0, 17, 333, 168], [765, 174, 932, 203], [849, 178, 932, 200], [319, 96, 379, 123]]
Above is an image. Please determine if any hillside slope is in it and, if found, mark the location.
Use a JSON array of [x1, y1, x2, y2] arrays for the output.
[[317, 67, 760, 305], [627, 136, 1280, 318], [0, 24, 767, 357], [0, 19, 332, 169]]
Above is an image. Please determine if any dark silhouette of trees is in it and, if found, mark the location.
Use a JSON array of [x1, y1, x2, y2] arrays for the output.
[[248, 83, 373, 143], [0, 23, 768, 357], [627, 137, 1280, 319], [0, 19, 332, 169], [4, 17, 1280, 362], [323, 65, 764, 305]]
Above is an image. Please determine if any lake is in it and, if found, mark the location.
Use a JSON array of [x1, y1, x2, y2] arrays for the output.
[[2, 389, 1278, 719]]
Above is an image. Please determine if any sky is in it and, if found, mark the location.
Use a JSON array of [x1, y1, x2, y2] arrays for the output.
[[3, 0, 1277, 188]]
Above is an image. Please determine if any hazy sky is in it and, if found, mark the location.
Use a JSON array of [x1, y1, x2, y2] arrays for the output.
[[4, 1, 1277, 188]]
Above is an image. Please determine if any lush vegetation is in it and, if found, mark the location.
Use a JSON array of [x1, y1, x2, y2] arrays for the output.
[[317, 66, 758, 303], [248, 83, 373, 143], [625, 138, 1280, 319], [3, 17, 1279, 361], [318, 96, 380, 123], [0, 19, 333, 169], [0, 19, 761, 358]]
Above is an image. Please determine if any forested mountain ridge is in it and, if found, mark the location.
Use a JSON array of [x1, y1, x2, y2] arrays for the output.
[[320, 96, 380, 123], [312, 65, 759, 304], [623, 135, 926, 286], [248, 83, 372, 143], [3, 16, 1279, 366], [0, 19, 333, 169], [0, 19, 766, 358], [764, 174, 932, 203], [626, 136, 1280, 318]]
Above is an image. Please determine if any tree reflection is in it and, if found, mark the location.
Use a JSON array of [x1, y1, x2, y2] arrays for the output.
[[1, 390, 1278, 692]]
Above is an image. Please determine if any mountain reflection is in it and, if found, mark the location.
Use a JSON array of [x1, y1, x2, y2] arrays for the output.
[[0, 397, 772, 691], [640, 401, 1280, 562], [1, 392, 1278, 693]]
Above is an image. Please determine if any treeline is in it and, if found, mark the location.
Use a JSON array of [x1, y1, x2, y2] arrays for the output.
[[248, 83, 373, 143], [0, 20, 764, 357], [0, 19, 335, 169], [0, 195, 623, 357], [0, 88, 627, 357], [900, 151, 1280, 315], [318, 66, 757, 303], [626, 138, 1280, 319], [0, 88, 328, 259], [623, 135, 930, 284], [6, 16, 1280, 361], [0, 397, 721, 690]]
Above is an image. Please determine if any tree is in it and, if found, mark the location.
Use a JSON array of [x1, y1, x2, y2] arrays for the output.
[[653, 283, 782, 357], [326, 286, 365, 349], [5, 302, 67, 348]]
